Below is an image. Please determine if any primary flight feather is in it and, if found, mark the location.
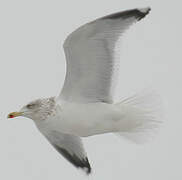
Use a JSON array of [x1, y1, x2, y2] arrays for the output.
[[8, 7, 162, 174]]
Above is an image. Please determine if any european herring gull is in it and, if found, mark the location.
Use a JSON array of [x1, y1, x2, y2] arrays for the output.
[[8, 7, 162, 174]]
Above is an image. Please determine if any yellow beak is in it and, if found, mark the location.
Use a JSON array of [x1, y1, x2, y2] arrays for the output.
[[7, 112, 23, 118]]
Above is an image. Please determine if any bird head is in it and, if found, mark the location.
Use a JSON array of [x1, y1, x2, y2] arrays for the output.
[[7, 97, 56, 121]]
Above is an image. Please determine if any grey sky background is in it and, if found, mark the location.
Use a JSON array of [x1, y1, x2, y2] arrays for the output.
[[0, 0, 181, 179]]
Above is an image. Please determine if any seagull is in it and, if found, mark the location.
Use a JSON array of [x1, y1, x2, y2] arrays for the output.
[[8, 7, 162, 174]]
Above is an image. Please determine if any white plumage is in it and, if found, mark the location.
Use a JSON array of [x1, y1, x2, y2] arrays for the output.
[[8, 7, 163, 174], [61, 8, 150, 103]]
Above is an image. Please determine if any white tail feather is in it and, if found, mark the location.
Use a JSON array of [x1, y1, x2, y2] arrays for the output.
[[115, 90, 163, 144]]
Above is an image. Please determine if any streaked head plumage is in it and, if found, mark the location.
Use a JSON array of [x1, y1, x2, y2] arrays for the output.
[[8, 97, 56, 121]]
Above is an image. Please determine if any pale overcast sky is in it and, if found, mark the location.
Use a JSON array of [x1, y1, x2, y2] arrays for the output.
[[0, 0, 181, 179]]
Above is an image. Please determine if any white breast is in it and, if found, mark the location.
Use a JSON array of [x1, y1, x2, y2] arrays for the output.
[[36, 102, 123, 137]]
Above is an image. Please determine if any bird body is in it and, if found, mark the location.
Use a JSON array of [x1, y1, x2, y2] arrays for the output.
[[8, 7, 163, 174], [35, 99, 123, 137]]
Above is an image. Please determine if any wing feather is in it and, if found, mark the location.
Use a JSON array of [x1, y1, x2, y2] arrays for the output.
[[60, 7, 151, 103], [44, 131, 91, 174]]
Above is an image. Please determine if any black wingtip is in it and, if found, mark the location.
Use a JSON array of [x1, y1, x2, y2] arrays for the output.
[[79, 157, 91, 175], [102, 7, 151, 21], [136, 7, 151, 20], [53, 145, 92, 175], [84, 158, 92, 175]]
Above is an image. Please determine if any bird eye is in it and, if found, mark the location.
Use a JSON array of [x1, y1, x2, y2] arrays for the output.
[[26, 103, 36, 109]]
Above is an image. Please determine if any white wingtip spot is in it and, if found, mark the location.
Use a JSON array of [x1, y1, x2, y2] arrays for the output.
[[138, 7, 151, 13]]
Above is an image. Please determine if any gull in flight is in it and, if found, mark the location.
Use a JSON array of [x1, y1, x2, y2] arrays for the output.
[[8, 7, 162, 174]]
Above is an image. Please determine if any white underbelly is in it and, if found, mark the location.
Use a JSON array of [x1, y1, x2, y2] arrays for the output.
[[37, 102, 123, 137]]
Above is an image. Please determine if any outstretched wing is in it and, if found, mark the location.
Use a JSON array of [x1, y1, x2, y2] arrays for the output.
[[59, 7, 151, 103], [44, 131, 91, 174]]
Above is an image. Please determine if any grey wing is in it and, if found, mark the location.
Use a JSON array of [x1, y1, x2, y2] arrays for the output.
[[44, 131, 91, 174], [59, 7, 151, 103]]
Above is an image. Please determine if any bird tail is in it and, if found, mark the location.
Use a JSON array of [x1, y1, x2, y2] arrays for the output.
[[114, 90, 164, 144]]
